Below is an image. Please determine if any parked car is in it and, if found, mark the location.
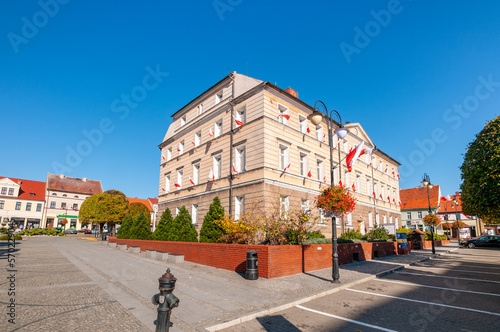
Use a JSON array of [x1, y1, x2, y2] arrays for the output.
[[64, 229, 78, 234], [461, 235, 500, 248], [83, 229, 92, 234]]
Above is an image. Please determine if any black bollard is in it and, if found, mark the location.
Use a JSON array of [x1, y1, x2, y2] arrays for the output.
[[152, 269, 179, 332]]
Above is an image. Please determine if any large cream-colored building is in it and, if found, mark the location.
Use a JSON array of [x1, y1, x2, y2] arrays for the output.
[[157, 73, 401, 236]]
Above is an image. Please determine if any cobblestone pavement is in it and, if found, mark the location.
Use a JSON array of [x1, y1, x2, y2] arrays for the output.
[[1, 236, 457, 332]]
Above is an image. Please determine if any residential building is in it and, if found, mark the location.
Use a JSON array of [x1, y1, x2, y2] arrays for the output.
[[400, 185, 441, 232], [44, 173, 103, 230], [157, 72, 401, 237], [0, 177, 45, 229], [438, 192, 483, 237]]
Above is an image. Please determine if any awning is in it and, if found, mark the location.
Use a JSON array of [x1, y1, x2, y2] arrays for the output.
[[57, 215, 78, 218]]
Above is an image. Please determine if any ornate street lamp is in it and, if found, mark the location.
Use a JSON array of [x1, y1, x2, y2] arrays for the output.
[[453, 199, 460, 244], [421, 173, 436, 254], [308, 100, 348, 283]]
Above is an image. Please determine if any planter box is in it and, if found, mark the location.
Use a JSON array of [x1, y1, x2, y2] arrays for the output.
[[129, 246, 141, 254], [117, 244, 127, 250], [146, 249, 156, 258], [168, 253, 184, 264], [156, 251, 169, 261]]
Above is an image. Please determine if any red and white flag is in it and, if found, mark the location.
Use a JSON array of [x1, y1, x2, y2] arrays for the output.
[[398, 200, 402, 207], [339, 179, 343, 187], [191, 140, 196, 146], [233, 115, 244, 127], [189, 177, 195, 186], [232, 162, 238, 174], [307, 169, 312, 178], [346, 141, 366, 172], [441, 194, 452, 202], [161, 154, 166, 161], [306, 127, 311, 133], [332, 135, 338, 148], [322, 133, 327, 143], [373, 192, 376, 198], [384, 168, 388, 173], [174, 182, 181, 188], [379, 193, 383, 200], [283, 162, 291, 172], [397, 174, 400, 180], [323, 176, 327, 183], [392, 171, 395, 177], [393, 198, 396, 204], [387, 196, 390, 203], [161, 187, 167, 192], [208, 169, 215, 181], [176, 145, 181, 152], [209, 127, 214, 137], [352, 183, 356, 192], [278, 113, 290, 120]]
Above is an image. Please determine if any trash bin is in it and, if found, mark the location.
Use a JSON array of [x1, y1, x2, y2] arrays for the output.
[[245, 251, 258, 280]]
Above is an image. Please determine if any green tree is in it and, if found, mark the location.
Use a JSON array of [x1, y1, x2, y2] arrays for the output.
[[460, 115, 500, 223], [129, 202, 151, 219], [154, 208, 174, 241], [129, 212, 153, 240], [117, 215, 133, 239], [172, 206, 198, 242], [80, 190, 130, 235], [199, 196, 226, 243]]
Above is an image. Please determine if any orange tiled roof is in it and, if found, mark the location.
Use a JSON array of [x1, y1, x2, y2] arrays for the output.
[[438, 195, 462, 213], [47, 174, 102, 195], [0, 177, 46, 201], [128, 197, 153, 212], [148, 197, 158, 205], [400, 185, 440, 210]]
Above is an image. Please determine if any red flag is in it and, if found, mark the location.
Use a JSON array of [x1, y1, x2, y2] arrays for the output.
[[322, 133, 327, 143], [307, 169, 312, 178], [161, 154, 166, 161], [398, 201, 402, 207], [191, 140, 196, 146], [283, 163, 291, 172], [373, 192, 376, 198], [392, 171, 395, 177], [346, 141, 365, 172], [323, 176, 326, 183], [397, 174, 400, 180], [176, 146, 181, 152], [208, 169, 215, 181], [393, 198, 396, 204], [209, 128, 214, 137], [174, 182, 181, 188], [161, 187, 166, 192], [352, 183, 356, 192], [339, 179, 343, 187], [387, 196, 390, 202], [306, 127, 311, 133], [278, 114, 290, 120], [189, 177, 195, 186], [379, 194, 383, 199], [233, 115, 244, 127], [233, 162, 238, 174]]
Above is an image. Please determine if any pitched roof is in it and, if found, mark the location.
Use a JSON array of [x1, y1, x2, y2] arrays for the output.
[[128, 197, 153, 212], [148, 197, 158, 205], [47, 174, 102, 195], [0, 176, 46, 201], [400, 185, 440, 210], [438, 194, 462, 213]]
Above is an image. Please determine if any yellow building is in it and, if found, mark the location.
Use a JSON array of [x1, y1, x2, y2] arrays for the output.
[[157, 73, 401, 236]]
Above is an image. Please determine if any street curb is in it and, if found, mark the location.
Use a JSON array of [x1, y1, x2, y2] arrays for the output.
[[203, 246, 459, 332]]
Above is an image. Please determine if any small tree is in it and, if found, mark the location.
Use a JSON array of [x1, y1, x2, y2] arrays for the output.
[[154, 208, 174, 241], [129, 212, 153, 240], [172, 206, 198, 242], [129, 202, 151, 220], [199, 197, 226, 243], [117, 215, 133, 239]]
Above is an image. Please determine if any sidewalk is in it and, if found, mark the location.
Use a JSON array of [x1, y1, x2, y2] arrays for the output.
[[1, 237, 458, 332]]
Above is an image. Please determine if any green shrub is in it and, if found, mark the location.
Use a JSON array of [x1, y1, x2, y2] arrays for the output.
[[129, 212, 153, 240], [172, 206, 198, 242], [304, 238, 332, 244], [199, 197, 226, 243], [58, 232, 65, 236], [0, 234, 22, 240], [117, 215, 133, 239], [365, 226, 391, 240], [396, 227, 411, 235], [340, 230, 364, 240], [285, 229, 304, 245], [0, 228, 9, 234], [306, 230, 325, 239], [154, 208, 174, 241]]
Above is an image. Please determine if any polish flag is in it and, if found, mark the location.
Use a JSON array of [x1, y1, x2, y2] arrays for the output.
[[307, 127, 311, 133], [283, 163, 291, 172], [208, 169, 215, 181], [323, 176, 327, 183], [191, 140, 196, 146], [232, 162, 238, 174], [346, 141, 366, 172], [174, 182, 181, 188], [307, 169, 312, 178], [352, 184, 356, 192], [278, 113, 291, 120], [189, 177, 195, 186], [441, 194, 452, 201], [332, 135, 338, 148], [392, 171, 395, 177], [209, 128, 214, 137], [339, 179, 343, 187], [161, 154, 166, 161], [397, 174, 400, 180], [384, 168, 388, 173], [393, 198, 396, 204], [233, 115, 244, 127], [322, 133, 327, 143], [373, 192, 376, 198], [398, 201, 402, 207], [379, 194, 383, 200], [161, 187, 166, 192], [176, 145, 181, 152], [387, 196, 390, 203]]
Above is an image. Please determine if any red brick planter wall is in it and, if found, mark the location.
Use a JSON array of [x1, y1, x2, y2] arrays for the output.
[[108, 238, 416, 278]]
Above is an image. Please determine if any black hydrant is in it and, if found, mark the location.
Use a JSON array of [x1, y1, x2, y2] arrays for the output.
[[152, 268, 179, 332]]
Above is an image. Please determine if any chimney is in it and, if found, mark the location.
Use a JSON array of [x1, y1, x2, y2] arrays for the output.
[[82, 177, 87, 182], [455, 191, 460, 198], [285, 87, 298, 98], [59, 174, 65, 179]]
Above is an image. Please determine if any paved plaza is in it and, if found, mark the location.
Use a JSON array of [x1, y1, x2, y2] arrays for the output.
[[1, 236, 459, 331]]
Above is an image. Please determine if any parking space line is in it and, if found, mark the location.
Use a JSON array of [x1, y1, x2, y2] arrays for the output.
[[295, 305, 398, 332], [418, 262, 500, 270], [410, 266, 500, 276], [345, 289, 500, 317], [395, 271, 500, 284], [375, 279, 500, 297]]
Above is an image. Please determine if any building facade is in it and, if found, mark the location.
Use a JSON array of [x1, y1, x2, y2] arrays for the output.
[[0, 177, 45, 229], [438, 192, 483, 237], [400, 185, 442, 232], [43, 173, 103, 230], [157, 73, 401, 237]]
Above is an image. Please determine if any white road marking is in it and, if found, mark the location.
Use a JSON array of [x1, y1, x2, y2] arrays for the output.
[[295, 304, 398, 332], [375, 279, 500, 297], [418, 262, 500, 270], [409, 266, 500, 275], [345, 288, 500, 317], [395, 271, 500, 284]]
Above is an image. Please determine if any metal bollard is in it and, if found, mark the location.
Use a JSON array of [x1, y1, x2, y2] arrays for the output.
[[152, 268, 179, 332]]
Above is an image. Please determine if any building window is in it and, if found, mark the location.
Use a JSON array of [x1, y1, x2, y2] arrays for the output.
[[343, 141, 349, 154], [417, 211, 422, 218], [407, 212, 411, 219], [278, 104, 289, 125], [318, 208, 327, 225], [175, 207, 180, 216], [347, 212, 352, 226], [366, 178, 371, 195], [280, 195, 290, 219], [356, 174, 361, 192], [192, 204, 198, 225], [235, 108, 245, 127], [368, 211, 373, 228], [165, 174, 170, 192], [379, 160, 383, 171], [374, 183, 378, 197], [376, 213, 380, 226], [390, 216, 393, 224], [50, 201, 56, 208], [198, 104, 203, 115], [52, 193, 57, 196], [167, 147, 172, 161], [15, 202, 21, 210], [299, 115, 307, 133], [61, 202, 66, 209], [36, 203, 42, 212], [383, 215, 387, 224], [177, 169, 183, 189], [73, 203, 78, 210], [213, 154, 222, 179], [194, 131, 201, 147], [26, 203, 32, 211], [63, 194, 67, 197], [192, 163, 200, 185], [279, 145, 289, 170], [215, 91, 223, 104], [316, 159, 324, 181], [235, 145, 246, 172], [0, 200, 4, 209], [299, 152, 308, 177], [381, 185, 385, 199], [1, 187, 6, 195], [301, 199, 309, 214], [178, 141, 184, 155], [214, 119, 222, 137], [180, 115, 186, 127], [344, 169, 350, 187], [70, 219, 77, 228], [316, 125, 323, 141], [235, 196, 244, 220], [395, 217, 399, 227], [8, 188, 14, 196]]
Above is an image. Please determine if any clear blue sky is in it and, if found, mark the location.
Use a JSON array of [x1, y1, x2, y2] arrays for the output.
[[1, 0, 499, 199]]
